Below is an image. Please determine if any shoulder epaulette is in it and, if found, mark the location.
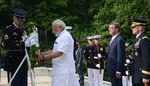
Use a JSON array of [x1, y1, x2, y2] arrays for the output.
[[142, 70, 150, 75], [142, 36, 149, 40]]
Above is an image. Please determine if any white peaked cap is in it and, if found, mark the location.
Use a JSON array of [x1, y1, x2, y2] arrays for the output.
[[93, 35, 101, 39], [86, 36, 94, 40], [65, 26, 72, 30]]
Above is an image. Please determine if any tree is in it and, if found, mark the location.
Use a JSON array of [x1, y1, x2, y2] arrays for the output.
[[94, 0, 150, 47]]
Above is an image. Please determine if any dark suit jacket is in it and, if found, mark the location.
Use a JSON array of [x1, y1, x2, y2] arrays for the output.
[[132, 32, 150, 84], [75, 47, 83, 67], [107, 34, 125, 77]]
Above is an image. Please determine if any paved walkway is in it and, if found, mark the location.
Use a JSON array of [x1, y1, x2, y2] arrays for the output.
[[0, 67, 111, 86]]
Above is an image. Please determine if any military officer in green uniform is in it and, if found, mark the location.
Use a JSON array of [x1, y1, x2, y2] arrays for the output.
[[131, 18, 150, 86], [1, 8, 28, 86]]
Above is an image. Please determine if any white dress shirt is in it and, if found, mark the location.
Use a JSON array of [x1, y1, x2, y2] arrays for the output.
[[110, 33, 119, 44]]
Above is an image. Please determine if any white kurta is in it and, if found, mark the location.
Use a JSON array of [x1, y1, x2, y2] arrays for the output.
[[52, 30, 80, 86]]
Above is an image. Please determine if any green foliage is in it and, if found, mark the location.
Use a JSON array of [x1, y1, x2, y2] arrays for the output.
[[0, 48, 8, 57], [94, 0, 150, 46], [29, 45, 39, 68]]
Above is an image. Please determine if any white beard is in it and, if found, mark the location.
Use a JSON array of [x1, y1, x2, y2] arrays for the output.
[[55, 32, 61, 37]]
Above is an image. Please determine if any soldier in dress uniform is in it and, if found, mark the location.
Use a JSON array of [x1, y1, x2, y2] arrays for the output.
[[131, 18, 150, 86], [1, 8, 28, 86], [84, 36, 95, 86], [122, 46, 133, 86], [93, 35, 107, 86]]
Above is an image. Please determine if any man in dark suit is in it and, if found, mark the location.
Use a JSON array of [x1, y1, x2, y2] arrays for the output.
[[107, 22, 126, 86], [131, 18, 150, 86], [75, 42, 84, 86], [1, 8, 28, 86]]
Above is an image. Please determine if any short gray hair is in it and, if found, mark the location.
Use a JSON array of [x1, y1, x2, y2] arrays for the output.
[[109, 22, 121, 29], [52, 19, 66, 29]]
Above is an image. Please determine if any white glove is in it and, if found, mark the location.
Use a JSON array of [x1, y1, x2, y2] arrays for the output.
[[98, 54, 102, 58], [125, 71, 129, 75], [25, 31, 39, 47], [126, 59, 130, 64], [96, 64, 100, 68], [94, 56, 98, 59]]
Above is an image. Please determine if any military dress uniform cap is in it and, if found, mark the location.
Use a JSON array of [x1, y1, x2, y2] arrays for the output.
[[131, 18, 146, 28], [13, 8, 27, 17], [93, 35, 101, 39], [87, 36, 94, 40], [65, 26, 72, 30]]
